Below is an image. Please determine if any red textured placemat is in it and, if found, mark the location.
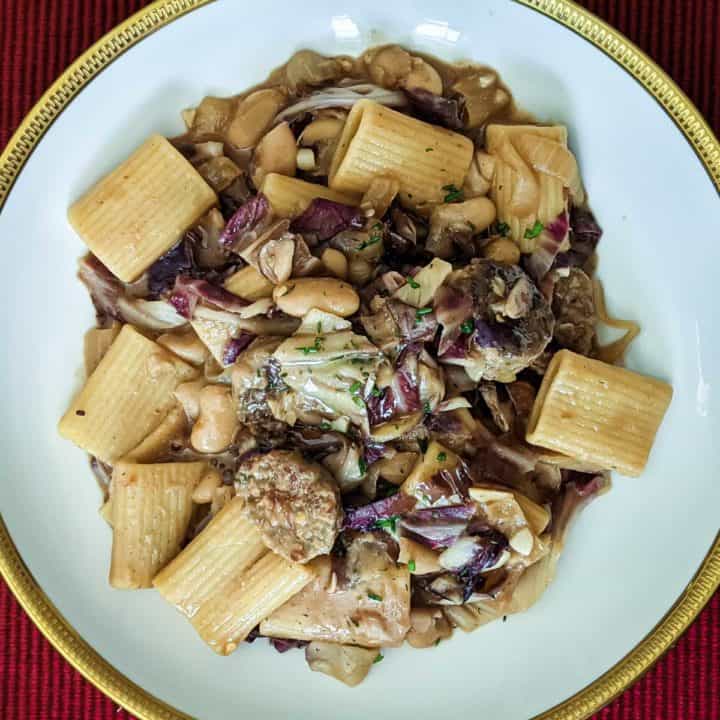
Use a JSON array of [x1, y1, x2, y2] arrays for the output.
[[1, 1, 718, 719]]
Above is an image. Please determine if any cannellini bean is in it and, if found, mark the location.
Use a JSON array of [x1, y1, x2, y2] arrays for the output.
[[482, 237, 521, 265], [321, 248, 348, 280], [157, 331, 208, 366], [273, 278, 360, 318], [192, 468, 223, 504], [226, 88, 286, 148], [251, 122, 297, 187], [296, 148, 316, 171], [366, 46, 412, 88], [299, 118, 345, 146], [190, 385, 238, 453], [174, 379, 207, 421]]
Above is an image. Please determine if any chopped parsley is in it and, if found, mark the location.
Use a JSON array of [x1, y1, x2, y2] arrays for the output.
[[371, 386, 383, 397], [373, 653, 384, 663], [524, 220, 544, 239], [421, 493, 432, 504], [352, 395, 365, 408], [434, 638, 441, 646], [319, 421, 331, 430], [349, 380, 362, 394], [316, 321, 322, 334], [423, 400, 431, 414], [437, 452, 447, 462], [357, 223, 384, 251], [415, 307, 433, 320], [460, 320, 474, 334], [367, 592, 383, 602], [425, 147, 434, 152], [358, 457, 368, 475], [406, 276, 421, 289], [297, 336, 323, 354], [408, 559, 416, 572], [496, 221, 510, 236], [442, 184, 464, 203], [373, 516, 399, 532]]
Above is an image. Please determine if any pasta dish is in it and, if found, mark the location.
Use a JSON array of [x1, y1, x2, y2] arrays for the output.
[[58, 47, 672, 686]]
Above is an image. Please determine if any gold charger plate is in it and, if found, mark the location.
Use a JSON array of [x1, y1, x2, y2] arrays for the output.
[[0, 1, 718, 718]]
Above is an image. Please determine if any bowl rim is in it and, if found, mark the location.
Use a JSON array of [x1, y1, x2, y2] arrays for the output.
[[0, 1, 718, 718]]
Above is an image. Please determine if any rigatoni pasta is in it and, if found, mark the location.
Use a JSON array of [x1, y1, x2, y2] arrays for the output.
[[109, 461, 207, 589], [191, 552, 313, 654], [68, 134, 217, 282], [58, 325, 198, 463], [526, 350, 673, 476], [261, 173, 360, 218], [329, 99, 474, 207]]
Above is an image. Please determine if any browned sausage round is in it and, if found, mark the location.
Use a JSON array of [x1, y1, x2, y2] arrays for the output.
[[236, 449, 343, 563]]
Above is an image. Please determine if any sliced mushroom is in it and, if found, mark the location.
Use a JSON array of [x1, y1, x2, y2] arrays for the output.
[[305, 642, 379, 687], [251, 121, 297, 188], [366, 45, 412, 88], [197, 156, 241, 192], [401, 57, 443, 95], [285, 50, 349, 91], [226, 88, 287, 148], [258, 237, 295, 284], [451, 72, 510, 128]]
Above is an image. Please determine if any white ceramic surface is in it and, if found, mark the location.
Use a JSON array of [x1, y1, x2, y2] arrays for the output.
[[0, 1, 718, 719]]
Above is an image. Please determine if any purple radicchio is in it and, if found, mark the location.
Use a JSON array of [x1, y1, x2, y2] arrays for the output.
[[366, 344, 424, 426], [554, 206, 603, 269], [525, 212, 570, 284], [404, 88, 465, 130], [400, 504, 476, 550], [147, 237, 195, 295], [219, 194, 270, 249], [290, 198, 364, 242], [270, 638, 308, 653], [222, 332, 256, 365], [438, 527, 509, 601], [343, 492, 417, 531], [169, 276, 249, 319]]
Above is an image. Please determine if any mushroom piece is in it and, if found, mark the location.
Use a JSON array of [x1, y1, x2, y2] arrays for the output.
[[406, 608, 453, 648], [285, 50, 349, 92], [427, 197, 497, 258], [251, 122, 297, 188], [226, 88, 287, 148], [365, 45, 412, 88], [451, 71, 510, 128], [401, 57, 443, 95], [305, 642, 379, 687], [258, 237, 295, 284]]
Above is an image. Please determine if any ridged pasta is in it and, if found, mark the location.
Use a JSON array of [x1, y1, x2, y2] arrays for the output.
[[261, 173, 360, 218], [121, 405, 187, 463], [223, 265, 274, 300], [526, 350, 672, 477], [329, 100, 474, 207], [109, 461, 207, 589], [83, 324, 120, 376], [154, 497, 266, 617], [191, 552, 314, 654], [68, 135, 217, 282], [58, 325, 198, 463]]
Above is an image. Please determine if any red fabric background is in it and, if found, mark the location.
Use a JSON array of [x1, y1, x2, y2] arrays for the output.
[[0, 1, 718, 718]]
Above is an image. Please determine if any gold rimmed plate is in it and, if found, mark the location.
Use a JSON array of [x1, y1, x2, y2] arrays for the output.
[[0, 1, 718, 718]]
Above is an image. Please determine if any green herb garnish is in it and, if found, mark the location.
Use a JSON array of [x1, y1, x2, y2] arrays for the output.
[[297, 336, 323, 354], [416, 307, 432, 320], [357, 235, 381, 251], [371, 386, 383, 397], [319, 421, 331, 430], [373, 653, 384, 663], [352, 395, 365, 408], [406, 276, 421, 289], [442, 184, 464, 203], [437, 452, 447, 462], [497, 221, 510, 236], [524, 220, 544, 239], [373, 516, 399, 532], [408, 559, 416, 572], [425, 147, 434, 152], [423, 400, 431, 414], [460, 320, 474, 334], [367, 592, 383, 602], [316, 321, 322, 334], [434, 638, 441, 646], [349, 380, 362, 394], [358, 457, 368, 475]]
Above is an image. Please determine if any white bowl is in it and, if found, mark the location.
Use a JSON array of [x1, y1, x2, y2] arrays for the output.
[[0, 1, 718, 719]]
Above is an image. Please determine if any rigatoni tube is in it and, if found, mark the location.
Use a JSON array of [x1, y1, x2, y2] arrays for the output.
[[329, 100, 474, 207], [526, 350, 672, 477]]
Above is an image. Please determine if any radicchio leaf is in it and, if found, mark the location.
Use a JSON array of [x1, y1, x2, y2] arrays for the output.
[[270, 638, 308, 653], [404, 88, 465, 130], [554, 206, 603, 269], [290, 198, 364, 242], [147, 238, 195, 295], [435, 285, 474, 356], [219, 194, 270, 249], [222, 332, 256, 365], [525, 212, 570, 284], [169, 276, 249, 318], [343, 493, 417, 531], [400, 504, 476, 550]]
